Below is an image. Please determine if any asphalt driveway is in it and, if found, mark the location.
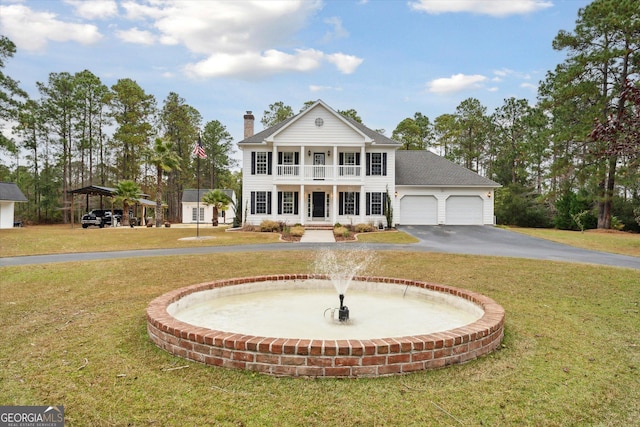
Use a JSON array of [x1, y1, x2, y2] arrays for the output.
[[1, 226, 638, 269], [397, 225, 640, 269]]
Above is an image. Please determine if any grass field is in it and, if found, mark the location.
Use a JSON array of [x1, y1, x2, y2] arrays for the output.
[[1, 226, 638, 425], [506, 226, 640, 258]]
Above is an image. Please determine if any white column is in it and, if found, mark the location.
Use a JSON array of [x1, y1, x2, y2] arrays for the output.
[[272, 184, 277, 221], [359, 186, 366, 224], [300, 184, 305, 225], [332, 184, 337, 225]]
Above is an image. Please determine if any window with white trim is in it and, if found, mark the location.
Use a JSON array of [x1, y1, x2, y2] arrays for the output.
[[343, 152, 356, 176], [366, 192, 383, 215], [371, 153, 382, 176], [339, 191, 359, 215], [191, 207, 205, 221], [255, 152, 268, 175], [256, 191, 267, 214], [282, 191, 294, 214]]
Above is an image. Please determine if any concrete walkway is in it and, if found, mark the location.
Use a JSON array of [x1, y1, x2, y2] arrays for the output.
[[300, 230, 335, 243]]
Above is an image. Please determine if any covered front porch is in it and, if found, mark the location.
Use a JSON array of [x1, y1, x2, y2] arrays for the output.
[[273, 183, 368, 227]]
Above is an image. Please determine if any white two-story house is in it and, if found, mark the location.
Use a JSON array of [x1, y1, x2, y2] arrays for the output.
[[238, 100, 499, 227]]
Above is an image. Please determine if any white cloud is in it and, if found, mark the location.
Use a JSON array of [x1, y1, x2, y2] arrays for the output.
[[116, 27, 156, 45], [115, 1, 360, 78], [326, 53, 363, 74], [65, 0, 118, 20], [409, 0, 553, 17], [520, 82, 538, 91], [427, 73, 487, 94], [0, 4, 102, 51], [184, 48, 323, 79], [310, 85, 342, 92], [323, 17, 349, 42]]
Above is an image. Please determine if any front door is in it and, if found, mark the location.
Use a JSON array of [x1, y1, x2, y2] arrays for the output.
[[313, 153, 325, 180], [312, 192, 325, 218]]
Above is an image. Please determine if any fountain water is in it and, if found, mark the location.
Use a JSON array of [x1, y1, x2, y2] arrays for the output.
[[314, 247, 376, 322], [146, 250, 505, 378]]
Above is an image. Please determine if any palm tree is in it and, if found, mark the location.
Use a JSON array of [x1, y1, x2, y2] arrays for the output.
[[113, 180, 141, 227], [145, 138, 181, 227], [202, 189, 232, 226]]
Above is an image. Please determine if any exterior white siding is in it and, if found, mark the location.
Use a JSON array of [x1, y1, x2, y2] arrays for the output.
[[273, 105, 365, 146], [0, 201, 16, 229], [239, 100, 497, 227]]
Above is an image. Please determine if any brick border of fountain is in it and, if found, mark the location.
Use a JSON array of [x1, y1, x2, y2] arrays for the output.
[[146, 275, 505, 378]]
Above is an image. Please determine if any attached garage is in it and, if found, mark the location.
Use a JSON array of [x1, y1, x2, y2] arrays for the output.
[[445, 196, 484, 225], [395, 151, 500, 226], [399, 195, 438, 225]]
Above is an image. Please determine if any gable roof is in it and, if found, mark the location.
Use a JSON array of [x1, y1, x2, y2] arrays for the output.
[[182, 189, 235, 203], [0, 182, 27, 202], [238, 100, 401, 147], [395, 150, 500, 187]]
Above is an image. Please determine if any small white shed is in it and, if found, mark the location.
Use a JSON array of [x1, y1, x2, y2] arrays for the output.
[[181, 189, 237, 225], [0, 182, 27, 229]]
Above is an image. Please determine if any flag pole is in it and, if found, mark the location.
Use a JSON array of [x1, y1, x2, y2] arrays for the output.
[[196, 134, 201, 238]]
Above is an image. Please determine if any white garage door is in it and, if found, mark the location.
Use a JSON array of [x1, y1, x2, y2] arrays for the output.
[[446, 196, 483, 225], [400, 195, 438, 225]]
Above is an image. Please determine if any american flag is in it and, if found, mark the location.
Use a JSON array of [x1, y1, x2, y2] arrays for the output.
[[193, 136, 207, 159]]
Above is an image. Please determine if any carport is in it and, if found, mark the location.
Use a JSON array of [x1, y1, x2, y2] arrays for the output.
[[68, 185, 156, 227]]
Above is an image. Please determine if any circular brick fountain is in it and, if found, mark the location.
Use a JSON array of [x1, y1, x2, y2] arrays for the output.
[[146, 274, 504, 378]]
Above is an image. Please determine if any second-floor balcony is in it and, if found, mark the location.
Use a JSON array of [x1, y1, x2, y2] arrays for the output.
[[275, 165, 362, 181]]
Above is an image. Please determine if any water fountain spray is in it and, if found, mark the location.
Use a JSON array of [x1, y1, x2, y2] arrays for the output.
[[315, 247, 376, 323]]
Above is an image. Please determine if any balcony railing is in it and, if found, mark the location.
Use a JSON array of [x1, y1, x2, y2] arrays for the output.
[[275, 165, 362, 181]]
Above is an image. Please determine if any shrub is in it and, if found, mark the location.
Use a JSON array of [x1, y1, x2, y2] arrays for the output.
[[333, 226, 350, 238], [495, 184, 552, 228], [554, 189, 596, 230], [289, 225, 305, 237], [354, 223, 375, 233], [259, 220, 281, 232]]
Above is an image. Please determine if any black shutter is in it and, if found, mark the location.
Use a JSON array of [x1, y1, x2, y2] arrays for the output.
[[278, 192, 282, 214], [366, 192, 371, 215], [250, 192, 256, 214], [339, 153, 344, 165], [382, 153, 387, 176], [366, 153, 371, 175], [267, 192, 272, 214], [278, 152, 282, 165], [339, 192, 344, 215], [294, 192, 299, 215], [294, 152, 299, 165], [251, 152, 256, 175], [355, 192, 360, 215], [267, 152, 273, 175], [356, 152, 360, 165]]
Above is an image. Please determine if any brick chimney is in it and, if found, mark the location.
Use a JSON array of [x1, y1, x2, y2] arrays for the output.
[[243, 111, 255, 139]]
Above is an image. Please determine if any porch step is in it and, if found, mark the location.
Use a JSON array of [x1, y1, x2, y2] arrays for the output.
[[304, 225, 334, 231]]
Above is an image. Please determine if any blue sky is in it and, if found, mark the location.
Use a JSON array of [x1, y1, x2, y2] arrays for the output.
[[1, 0, 590, 159]]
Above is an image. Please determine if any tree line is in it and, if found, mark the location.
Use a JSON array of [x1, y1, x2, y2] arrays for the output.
[[0, 38, 239, 224], [1, 0, 639, 230]]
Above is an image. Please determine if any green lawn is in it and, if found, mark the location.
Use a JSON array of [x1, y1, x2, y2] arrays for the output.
[[1, 251, 638, 426], [506, 226, 640, 257], [1, 226, 638, 425]]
